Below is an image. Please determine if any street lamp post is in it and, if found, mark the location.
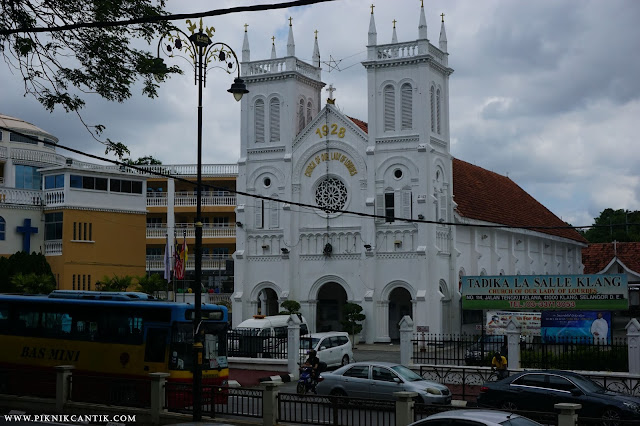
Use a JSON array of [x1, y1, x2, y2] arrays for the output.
[[158, 19, 247, 421]]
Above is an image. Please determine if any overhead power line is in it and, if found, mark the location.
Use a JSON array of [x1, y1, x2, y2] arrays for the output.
[[0, 0, 339, 36], [5, 125, 638, 235]]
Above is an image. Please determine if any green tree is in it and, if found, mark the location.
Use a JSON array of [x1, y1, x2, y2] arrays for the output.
[[124, 155, 163, 165], [97, 274, 133, 291], [10, 272, 56, 294], [0, 252, 55, 293], [279, 300, 301, 315], [341, 302, 366, 346], [583, 209, 640, 243], [135, 273, 166, 296], [0, 0, 181, 158]]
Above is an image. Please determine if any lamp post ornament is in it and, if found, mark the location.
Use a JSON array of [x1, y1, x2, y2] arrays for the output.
[[157, 20, 248, 421]]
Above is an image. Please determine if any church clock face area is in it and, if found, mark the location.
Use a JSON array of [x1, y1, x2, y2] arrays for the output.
[[314, 176, 348, 217]]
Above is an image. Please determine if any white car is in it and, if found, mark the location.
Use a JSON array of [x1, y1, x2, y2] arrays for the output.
[[300, 332, 353, 368]]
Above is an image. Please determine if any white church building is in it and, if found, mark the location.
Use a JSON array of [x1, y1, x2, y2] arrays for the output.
[[232, 4, 587, 343]]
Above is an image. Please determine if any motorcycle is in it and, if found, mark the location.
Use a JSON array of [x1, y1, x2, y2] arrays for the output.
[[297, 366, 316, 394]]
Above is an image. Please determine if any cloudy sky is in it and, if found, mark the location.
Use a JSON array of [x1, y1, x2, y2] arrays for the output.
[[3, 0, 640, 228]]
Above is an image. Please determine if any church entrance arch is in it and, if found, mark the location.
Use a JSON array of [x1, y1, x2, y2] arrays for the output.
[[388, 287, 413, 341], [257, 288, 279, 316], [316, 282, 348, 332]]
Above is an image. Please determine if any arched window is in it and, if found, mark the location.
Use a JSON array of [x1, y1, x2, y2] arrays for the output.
[[306, 101, 313, 125], [436, 88, 441, 134], [269, 98, 280, 142], [298, 99, 305, 132], [401, 83, 412, 130], [255, 99, 265, 143], [383, 85, 395, 131], [0, 216, 5, 241], [430, 86, 435, 132]]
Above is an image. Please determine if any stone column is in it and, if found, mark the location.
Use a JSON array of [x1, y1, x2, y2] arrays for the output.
[[149, 372, 170, 425], [505, 318, 521, 370], [55, 365, 75, 413], [376, 300, 390, 342], [555, 403, 581, 426], [626, 318, 640, 375], [287, 314, 301, 379], [394, 391, 417, 426], [261, 381, 280, 426], [399, 316, 414, 367]]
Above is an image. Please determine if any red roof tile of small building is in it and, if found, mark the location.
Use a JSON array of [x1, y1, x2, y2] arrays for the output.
[[346, 117, 586, 244], [582, 242, 640, 274]]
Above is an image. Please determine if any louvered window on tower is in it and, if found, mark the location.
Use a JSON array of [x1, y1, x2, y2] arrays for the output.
[[430, 86, 435, 132], [376, 190, 412, 223], [255, 99, 265, 143], [298, 99, 305, 132], [307, 101, 312, 124], [269, 98, 280, 142], [269, 198, 279, 229], [384, 85, 395, 131], [439, 193, 448, 222], [436, 88, 441, 134], [255, 198, 263, 229], [401, 83, 412, 130]]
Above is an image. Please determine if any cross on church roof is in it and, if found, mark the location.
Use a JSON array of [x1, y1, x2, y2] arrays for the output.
[[326, 84, 336, 104], [441, 13, 445, 22], [244, 23, 248, 32], [392, 19, 397, 28], [370, 4, 375, 14], [272, 36, 275, 44], [289, 17, 293, 27], [17, 218, 38, 254], [314, 30, 318, 39]]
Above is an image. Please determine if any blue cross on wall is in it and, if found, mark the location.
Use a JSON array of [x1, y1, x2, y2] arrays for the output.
[[17, 218, 39, 253]]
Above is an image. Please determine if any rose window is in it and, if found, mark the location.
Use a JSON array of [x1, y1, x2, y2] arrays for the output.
[[315, 177, 348, 212]]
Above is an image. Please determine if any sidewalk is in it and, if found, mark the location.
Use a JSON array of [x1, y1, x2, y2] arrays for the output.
[[353, 343, 401, 352]]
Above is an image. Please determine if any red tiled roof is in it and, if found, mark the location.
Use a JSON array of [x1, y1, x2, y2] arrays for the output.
[[345, 116, 586, 243], [347, 116, 368, 133], [453, 158, 586, 243], [582, 242, 640, 274]]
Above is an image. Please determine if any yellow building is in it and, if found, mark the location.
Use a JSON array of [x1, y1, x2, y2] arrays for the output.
[[0, 114, 236, 291]]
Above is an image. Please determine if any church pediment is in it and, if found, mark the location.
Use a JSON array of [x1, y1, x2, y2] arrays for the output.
[[292, 104, 368, 152]]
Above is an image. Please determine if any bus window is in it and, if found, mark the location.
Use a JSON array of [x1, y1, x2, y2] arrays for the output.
[[145, 328, 168, 363]]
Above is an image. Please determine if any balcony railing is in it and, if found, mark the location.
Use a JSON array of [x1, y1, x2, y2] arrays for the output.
[[0, 188, 43, 205], [146, 192, 236, 208], [45, 240, 63, 256], [146, 254, 231, 271], [147, 224, 236, 239]]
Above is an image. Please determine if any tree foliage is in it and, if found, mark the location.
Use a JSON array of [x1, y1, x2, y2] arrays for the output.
[[341, 302, 366, 344], [582, 209, 640, 243], [0, 251, 55, 293], [97, 274, 134, 291], [0, 0, 181, 158], [135, 273, 166, 295], [10, 272, 56, 294], [124, 155, 163, 165], [279, 300, 301, 315]]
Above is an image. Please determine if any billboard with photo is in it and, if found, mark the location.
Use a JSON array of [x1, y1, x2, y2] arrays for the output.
[[485, 311, 541, 336], [540, 311, 612, 344], [461, 274, 628, 310]]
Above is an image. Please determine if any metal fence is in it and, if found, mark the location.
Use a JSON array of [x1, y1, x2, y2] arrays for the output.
[[68, 374, 151, 408], [277, 393, 395, 426], [165, 382, 263, 419], [0, 367, 57, 398], [520, 336, 628, 371], [412, 333, 629, 371], [227, 329, 289, 359]]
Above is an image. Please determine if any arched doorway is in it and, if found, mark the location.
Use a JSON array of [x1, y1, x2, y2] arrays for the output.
[[316, 282, 347, 332], [388, 287, 412, 341], [258, 288, 279, 316]]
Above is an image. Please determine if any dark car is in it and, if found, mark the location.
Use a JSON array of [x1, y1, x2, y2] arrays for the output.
[[477, 370, 640, 422], [409, 409, 542, 426]]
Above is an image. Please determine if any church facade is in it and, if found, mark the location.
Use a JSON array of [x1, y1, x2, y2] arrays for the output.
[[232, 5, 587, 342]]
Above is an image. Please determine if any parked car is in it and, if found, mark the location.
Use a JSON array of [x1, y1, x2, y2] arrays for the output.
[[409, 409, 542, 426], [228, 314, 308, 357], [477, 370, 640, 423], [300, 332, 354, 368], [316, 361, 452, 404], [464, 335, 507, 365]]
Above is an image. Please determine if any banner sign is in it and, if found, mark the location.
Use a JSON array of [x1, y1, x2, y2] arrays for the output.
[[462, 274, 628, 310], [541, 311, 612, 344], [486, 310, 541, 336]]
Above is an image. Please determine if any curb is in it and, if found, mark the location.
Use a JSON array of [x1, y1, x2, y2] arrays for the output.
[[258, 373, 294, 384]]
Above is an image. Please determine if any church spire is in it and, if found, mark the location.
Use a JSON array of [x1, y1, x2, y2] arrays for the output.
[[287, 17, 295, 57], [312, 30, 320, 68], [242, 23, 250, 62], [418, 1, 427, 40], [391, 19, 398, 44], [368, 4, 377, 46], [271, 36, 277, 59], [439, 13, 447, 52]]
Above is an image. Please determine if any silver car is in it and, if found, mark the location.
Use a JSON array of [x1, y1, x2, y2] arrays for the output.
[[409, 409, 542, 426], [316, 361, 452, 404]]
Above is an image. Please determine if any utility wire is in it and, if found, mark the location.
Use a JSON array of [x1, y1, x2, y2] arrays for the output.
[[3, 125, 637, 233], [0, 0, 339, 36]]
